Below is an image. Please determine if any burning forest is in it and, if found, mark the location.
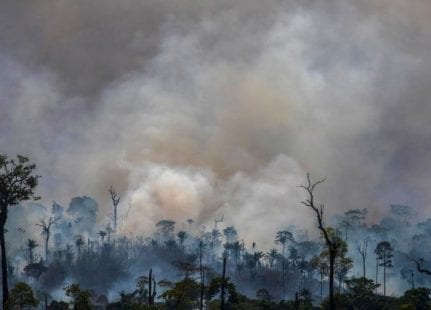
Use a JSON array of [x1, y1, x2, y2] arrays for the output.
[[1, 0, 431, 309]]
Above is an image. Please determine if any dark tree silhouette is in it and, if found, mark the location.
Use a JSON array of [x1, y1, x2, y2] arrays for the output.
[[6, 282, 39, 310], [98, 230, 107, 244], [187, 218, 194, 233], [26, 239, 38, 264], [375, 241, 394, 296], [411, 258, 431, 276], [299, 173, 341, 310], [156, 220, 176, 240], [275, 230, 293, 300], [0, 154, 40, 308], [108, 186, 120, 232], [357, 239, 369, 278], [177, 231, 188, 249], [36, 216, 60, 261], [220, 256, 227, 310]]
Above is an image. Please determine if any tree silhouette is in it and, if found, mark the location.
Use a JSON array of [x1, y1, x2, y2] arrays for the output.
[[6, 282, 38, 310], [0, 154, 40, 307], [299, 173, 341, 310], [177, 231, 188, 249], [156, 220, 176, 241], [275, 230, 293, 300], [26, 239, 38, 264], [75, 236, 85, 258], [108, 186, 120, 232], [64, 283, 93, 309], [187, 218, 194, 233], [98, 230, 107, 244], [36, 215, 60, 261], [375, 241, 394, 296]]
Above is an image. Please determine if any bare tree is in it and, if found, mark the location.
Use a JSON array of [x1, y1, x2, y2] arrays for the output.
[[299, 173, 341, 310], [411, 258, 431, 276], [36, 216, 60, 261], [357, 239, 369, 278], [108, 186, 120, 232]]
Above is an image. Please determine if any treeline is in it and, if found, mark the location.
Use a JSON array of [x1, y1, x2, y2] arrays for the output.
[[2, 154, 431, 309]]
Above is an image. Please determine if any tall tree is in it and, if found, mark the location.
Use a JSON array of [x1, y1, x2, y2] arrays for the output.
[[374, 241, 394, 296], [299, 173, 341, 310], [357, 239, 369, 278], [187, 219, 194, 233], [275, 230, 293, 300], [0, 154, 40, 308], [36, 216, 60, 261], [177, 231, 187, 249], [26, 239, 38, 264], [108, 186, 120, 232], [220, 256, 227, 310]]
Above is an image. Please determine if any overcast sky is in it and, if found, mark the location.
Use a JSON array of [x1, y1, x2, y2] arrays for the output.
[[1, 0, 430, 245]]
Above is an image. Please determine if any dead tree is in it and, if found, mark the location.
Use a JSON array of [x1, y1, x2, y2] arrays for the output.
[[148, 268, 156, 305], [411, 258, 431, 276], [357, 239, 369, 278], [36, 216, 60, 261], [108, 186, 120, 232], [299, 173, 341, 310]]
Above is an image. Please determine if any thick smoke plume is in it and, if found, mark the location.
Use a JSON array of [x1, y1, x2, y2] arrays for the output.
[[1, 0, 430, 246]]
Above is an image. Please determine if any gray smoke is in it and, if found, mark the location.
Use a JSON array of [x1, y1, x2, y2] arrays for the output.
[[1, 0, 430, 247]]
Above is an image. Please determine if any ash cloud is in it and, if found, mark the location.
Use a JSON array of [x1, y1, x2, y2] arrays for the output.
[[1, 0, 430, 245]]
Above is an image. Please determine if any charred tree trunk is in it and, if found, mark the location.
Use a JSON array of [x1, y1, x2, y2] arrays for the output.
[[375, 259, 379, 294], [0, 208, 9, 309], [282, 258, 286, 300], [299, 174, 339, 310], [148, 268, 153, 305], [220, 257, 227, 310], [328, 249, 336, 309], [200, 246, 204, 310]]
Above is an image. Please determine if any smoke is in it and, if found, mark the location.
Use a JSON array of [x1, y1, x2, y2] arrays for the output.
[[1, 0, 430, 245]]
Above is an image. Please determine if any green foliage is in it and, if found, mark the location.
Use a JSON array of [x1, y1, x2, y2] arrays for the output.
[[206, 276, 245, 305], [345, 277, 379, 309], [64, 283, 93, 310], [161, 278, 200, 309], [6, 282, 38, 309], [0, 154, 40, 208], [401, 287, 431, 310], [48, 300, 69, 309]]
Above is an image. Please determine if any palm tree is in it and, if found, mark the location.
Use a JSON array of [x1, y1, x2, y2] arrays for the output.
[[26, 239, 38, 264], [275, 230, 293, 300], [36, 216, 60, 261], [98, 230, 107, 244], [275, 231, 293, 254], [266, 248, 279, 270], [223, 226, 238, 243], [253, 251, 264, 270], [177, 231, 187, 249], [187, 219, 194, 233], [75, 237, 84, 258]]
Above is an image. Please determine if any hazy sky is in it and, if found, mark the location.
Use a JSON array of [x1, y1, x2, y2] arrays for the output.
[[1, 0, 430, 245]]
